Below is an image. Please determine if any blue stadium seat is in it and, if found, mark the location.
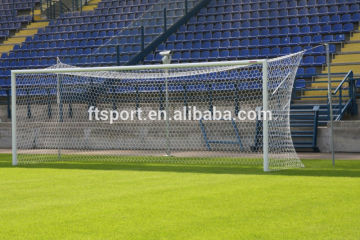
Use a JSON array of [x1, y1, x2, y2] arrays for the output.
[[230, 49, 239, 57], [305, 67, 317, 75], [315, 56, 326, 65], [295, 79, 306, 89]]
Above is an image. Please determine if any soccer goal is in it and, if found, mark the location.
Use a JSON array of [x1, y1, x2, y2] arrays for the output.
[[11, 52, 304, 171]]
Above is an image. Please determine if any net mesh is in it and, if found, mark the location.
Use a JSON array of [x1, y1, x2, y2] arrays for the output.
[[14, 52, 304, 170]]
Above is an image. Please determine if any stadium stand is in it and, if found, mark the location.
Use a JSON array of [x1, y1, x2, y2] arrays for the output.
[[0, 0, 41, 52], [144, 0, 358, 73], [0, 0, 199, 84], [0, 0, 360, 151]]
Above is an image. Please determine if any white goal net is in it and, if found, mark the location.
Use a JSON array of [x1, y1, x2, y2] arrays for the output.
[[11, 52, 304, 171]]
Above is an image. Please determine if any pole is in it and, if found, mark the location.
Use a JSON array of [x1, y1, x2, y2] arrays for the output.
[[116, 45, 120, 65], [161, 51, 172, 156], [326, 43, 335, 166], [57, 73, 62, 160], [262, 60, 269, 172], [32, 0, 35, 21], [140, 26, 144, 51], [12, 0, 15, 17], [6, 89, 11, 119], [11, 72, 17, 166], [165, 71, 170, 156], [163, 8, 167, 32]]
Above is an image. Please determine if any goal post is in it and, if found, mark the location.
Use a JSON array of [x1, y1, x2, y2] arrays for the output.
[[262, 59, 269, 172], [11, 52, 304, 171]]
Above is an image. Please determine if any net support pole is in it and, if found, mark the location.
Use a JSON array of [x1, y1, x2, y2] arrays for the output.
[[262, 60, 269, 172], [11, 71, 17, 166], [326, 43, 335, 166], [57, 73, 62, 160], [161, 51, 172, 156], [165, 72, 170, 156]]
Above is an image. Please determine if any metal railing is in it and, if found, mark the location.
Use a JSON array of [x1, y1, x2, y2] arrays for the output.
[[42, 0, 88, 19], [332, 70, 358, 120], [292, 70, 358, 123]]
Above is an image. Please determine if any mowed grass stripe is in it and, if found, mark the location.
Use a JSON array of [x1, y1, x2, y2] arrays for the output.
[[0, 154, 359, 240]]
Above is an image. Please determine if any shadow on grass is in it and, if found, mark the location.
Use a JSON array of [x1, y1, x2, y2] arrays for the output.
[[1, 154, 360, 178]]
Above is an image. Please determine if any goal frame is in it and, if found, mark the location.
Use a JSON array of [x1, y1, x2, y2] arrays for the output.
[[11, 59, 270, 171]]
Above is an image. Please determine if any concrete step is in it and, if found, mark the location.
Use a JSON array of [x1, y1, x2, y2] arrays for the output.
[[82, 0, 102, 11], [14, 29, 38, 37], [322, 65, 360, 74], [332, 53, 360, 63], [3, 37, 26, 44], [341, 41, 360, 52], [0, 45, 15, 53]]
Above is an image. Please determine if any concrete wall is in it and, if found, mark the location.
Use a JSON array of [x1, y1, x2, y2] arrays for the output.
[[0, 103, 263, 151], [2, 101, 360, 152], [0, 123, 11, 148], [318, 121, 360, 153], [0, 105, 10, 123]]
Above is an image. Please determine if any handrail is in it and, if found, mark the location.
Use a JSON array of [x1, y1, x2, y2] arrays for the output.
[[334, 70, 353, 94], [312, 105, 319, 151], [60, 1, 72, 12], [315, 72, 348, 76], [328, 70, 357, 121]]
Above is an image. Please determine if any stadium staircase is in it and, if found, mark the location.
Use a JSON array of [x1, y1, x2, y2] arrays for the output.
[[291, 25, 360, 151], [0, 5, 49, 55], [0, 21, 49, 53], [0, 0, 101, 56]]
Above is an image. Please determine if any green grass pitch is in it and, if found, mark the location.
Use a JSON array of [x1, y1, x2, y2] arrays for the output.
[[0, 153, 360, 240]]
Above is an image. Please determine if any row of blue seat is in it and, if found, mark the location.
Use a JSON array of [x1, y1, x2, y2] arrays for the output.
[[60, 12, 144, 22], [38, 14, 359, 35], [163, 38, 338, 51], [0, 16, 32, 24], [44, 21, 163, 33], [236, 0, 356, 3], [10, 34, 342, 57], [0, 15, 32, 22], [202, 3, 358, 15], [169, 30, 347, 42], [20, 34, 150, 48], [53, 14, 172, 27], [0, 22, 22, 30], [198, 7, 359, 21], [39, 27, 160, 39], [4, 45, 141, 59], [146, 47, 329, 63], [98, 1, 187, 11], [209, 0, 358, 8], [0, 10, 15, 17], [96, 0, 156, 8], [0, 30, 9, 37], [2, 39, 336, 63], [193, 11, 360, 24], [3, 32, 340, 60], [180, 21, 356, 34], [0, 2, 37, 10], [0, 0, 39, 3], [0, 46, 332, 67], [48, 13, 360, 33], [26, 24, 351, 46]]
